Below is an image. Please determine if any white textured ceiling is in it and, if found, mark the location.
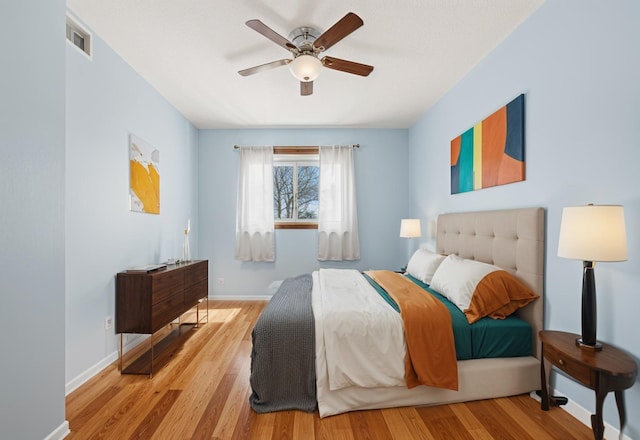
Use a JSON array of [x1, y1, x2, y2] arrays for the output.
[[67, 0, 544, 129]]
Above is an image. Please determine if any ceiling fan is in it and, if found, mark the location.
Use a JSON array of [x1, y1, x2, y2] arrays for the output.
[[238, 12, 374, 96]]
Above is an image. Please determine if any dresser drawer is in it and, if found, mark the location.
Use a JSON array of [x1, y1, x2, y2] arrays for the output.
[[544, 344, 594, 388], [151, 292, 186, 332], [185, 260, 208, 288], [151, 269, 184, 304], [185, 279, 208, 306]]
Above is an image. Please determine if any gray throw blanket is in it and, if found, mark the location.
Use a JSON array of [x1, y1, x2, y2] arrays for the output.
[[249, 274, 317, 413]]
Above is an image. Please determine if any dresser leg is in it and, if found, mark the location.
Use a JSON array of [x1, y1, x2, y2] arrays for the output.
[[149, 333, 154, 378]]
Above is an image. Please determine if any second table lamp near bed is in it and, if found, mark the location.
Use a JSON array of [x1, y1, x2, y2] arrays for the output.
[[400, 218, 422, 239], [400, 219, 422, 272]]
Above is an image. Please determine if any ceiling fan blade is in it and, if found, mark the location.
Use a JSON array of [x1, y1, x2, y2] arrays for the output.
[[321, 56, 373, 77], [300, 81, 313, 96], [238, 59, 291, 77], [313, 12, 363, 52], [245, 19, 298, 52]]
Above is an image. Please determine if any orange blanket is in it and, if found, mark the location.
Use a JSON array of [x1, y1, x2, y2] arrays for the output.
[[365, 270, 458, 390]]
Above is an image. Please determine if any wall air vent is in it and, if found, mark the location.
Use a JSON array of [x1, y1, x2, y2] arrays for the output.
[[66, 13, 92, 59]]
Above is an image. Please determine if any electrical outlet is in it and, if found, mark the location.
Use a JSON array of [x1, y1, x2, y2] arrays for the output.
[[105, 316, 113, 330], [217, 277, 225, 285]]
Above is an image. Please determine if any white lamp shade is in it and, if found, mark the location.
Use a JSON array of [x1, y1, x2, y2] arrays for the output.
[[558, 205, 627, 262], [289, 54, 322, 82], [400, 219, 422, 238]]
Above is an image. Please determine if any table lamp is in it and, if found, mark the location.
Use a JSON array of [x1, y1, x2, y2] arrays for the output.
[[400, 219, 421, 272], [557, 204, 627, 350], [400, 219, 422, 239]]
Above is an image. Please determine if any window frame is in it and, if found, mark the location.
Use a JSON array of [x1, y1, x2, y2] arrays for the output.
[[273, 147, 319, 230]]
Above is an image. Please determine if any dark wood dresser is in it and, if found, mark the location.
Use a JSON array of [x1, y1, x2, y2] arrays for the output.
[[116, 260, 208, 376]]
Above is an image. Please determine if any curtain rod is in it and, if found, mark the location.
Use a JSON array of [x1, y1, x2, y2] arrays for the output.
[[233, 144, 359, 150]]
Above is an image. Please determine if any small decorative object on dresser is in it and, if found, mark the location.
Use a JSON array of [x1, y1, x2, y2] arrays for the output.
[[539, 330, 637, 440], [182, 218, 191, 262]]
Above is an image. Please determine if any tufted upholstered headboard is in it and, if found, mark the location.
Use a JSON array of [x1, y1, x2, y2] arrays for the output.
[[436, 207, 545, 359]]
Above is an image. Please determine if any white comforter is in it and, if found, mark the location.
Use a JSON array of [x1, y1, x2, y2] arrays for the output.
[[313, 269, 406, 390]]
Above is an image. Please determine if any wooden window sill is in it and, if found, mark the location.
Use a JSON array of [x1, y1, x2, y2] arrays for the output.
[[275, 223, 318, 230]]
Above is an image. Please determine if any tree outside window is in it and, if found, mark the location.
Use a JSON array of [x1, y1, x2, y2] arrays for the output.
[[273, 154, 319, 228]]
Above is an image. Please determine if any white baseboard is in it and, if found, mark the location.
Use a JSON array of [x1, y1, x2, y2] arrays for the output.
[[563, 397, 630, 440], [65, 335, 144, 395], [65, 351, 118, 395], [536, 389, 631, 440], [43, 420, 69, 440]]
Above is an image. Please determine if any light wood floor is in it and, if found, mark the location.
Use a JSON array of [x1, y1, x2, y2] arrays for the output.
[[66, 300, 594, 439]]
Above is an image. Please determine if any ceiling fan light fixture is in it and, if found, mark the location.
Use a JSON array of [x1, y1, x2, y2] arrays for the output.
[[289, 54, 322, 82]]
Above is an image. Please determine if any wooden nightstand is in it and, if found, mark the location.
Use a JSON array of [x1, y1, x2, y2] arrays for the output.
[[539, 330, 637, 440]]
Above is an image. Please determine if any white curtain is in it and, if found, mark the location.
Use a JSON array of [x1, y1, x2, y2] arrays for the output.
[[235, 146, 275, 262], [317, 145, 360, 261]]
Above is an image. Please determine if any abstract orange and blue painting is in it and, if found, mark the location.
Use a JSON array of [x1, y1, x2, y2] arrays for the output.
[[450, 94, 525, 194]]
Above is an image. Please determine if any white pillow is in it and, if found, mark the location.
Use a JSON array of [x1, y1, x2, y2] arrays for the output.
[[429, 254, 497, 311], [405, 249, 446, 284]]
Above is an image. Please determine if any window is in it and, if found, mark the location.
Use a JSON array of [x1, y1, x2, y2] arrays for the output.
[[273, 148, 319, 229]]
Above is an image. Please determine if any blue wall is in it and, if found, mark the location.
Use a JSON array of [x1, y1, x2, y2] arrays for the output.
[[0, 1, 67, 438], [408, 1, 639, 437], [65, 16, 200, 390], [199, 129, 409, 297]]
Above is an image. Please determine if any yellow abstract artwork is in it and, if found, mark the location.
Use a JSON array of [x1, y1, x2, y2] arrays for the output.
[[129, 135, 160, 214]]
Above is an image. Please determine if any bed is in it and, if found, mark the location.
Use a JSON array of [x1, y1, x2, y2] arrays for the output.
[[250, 207, 545, 417]]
